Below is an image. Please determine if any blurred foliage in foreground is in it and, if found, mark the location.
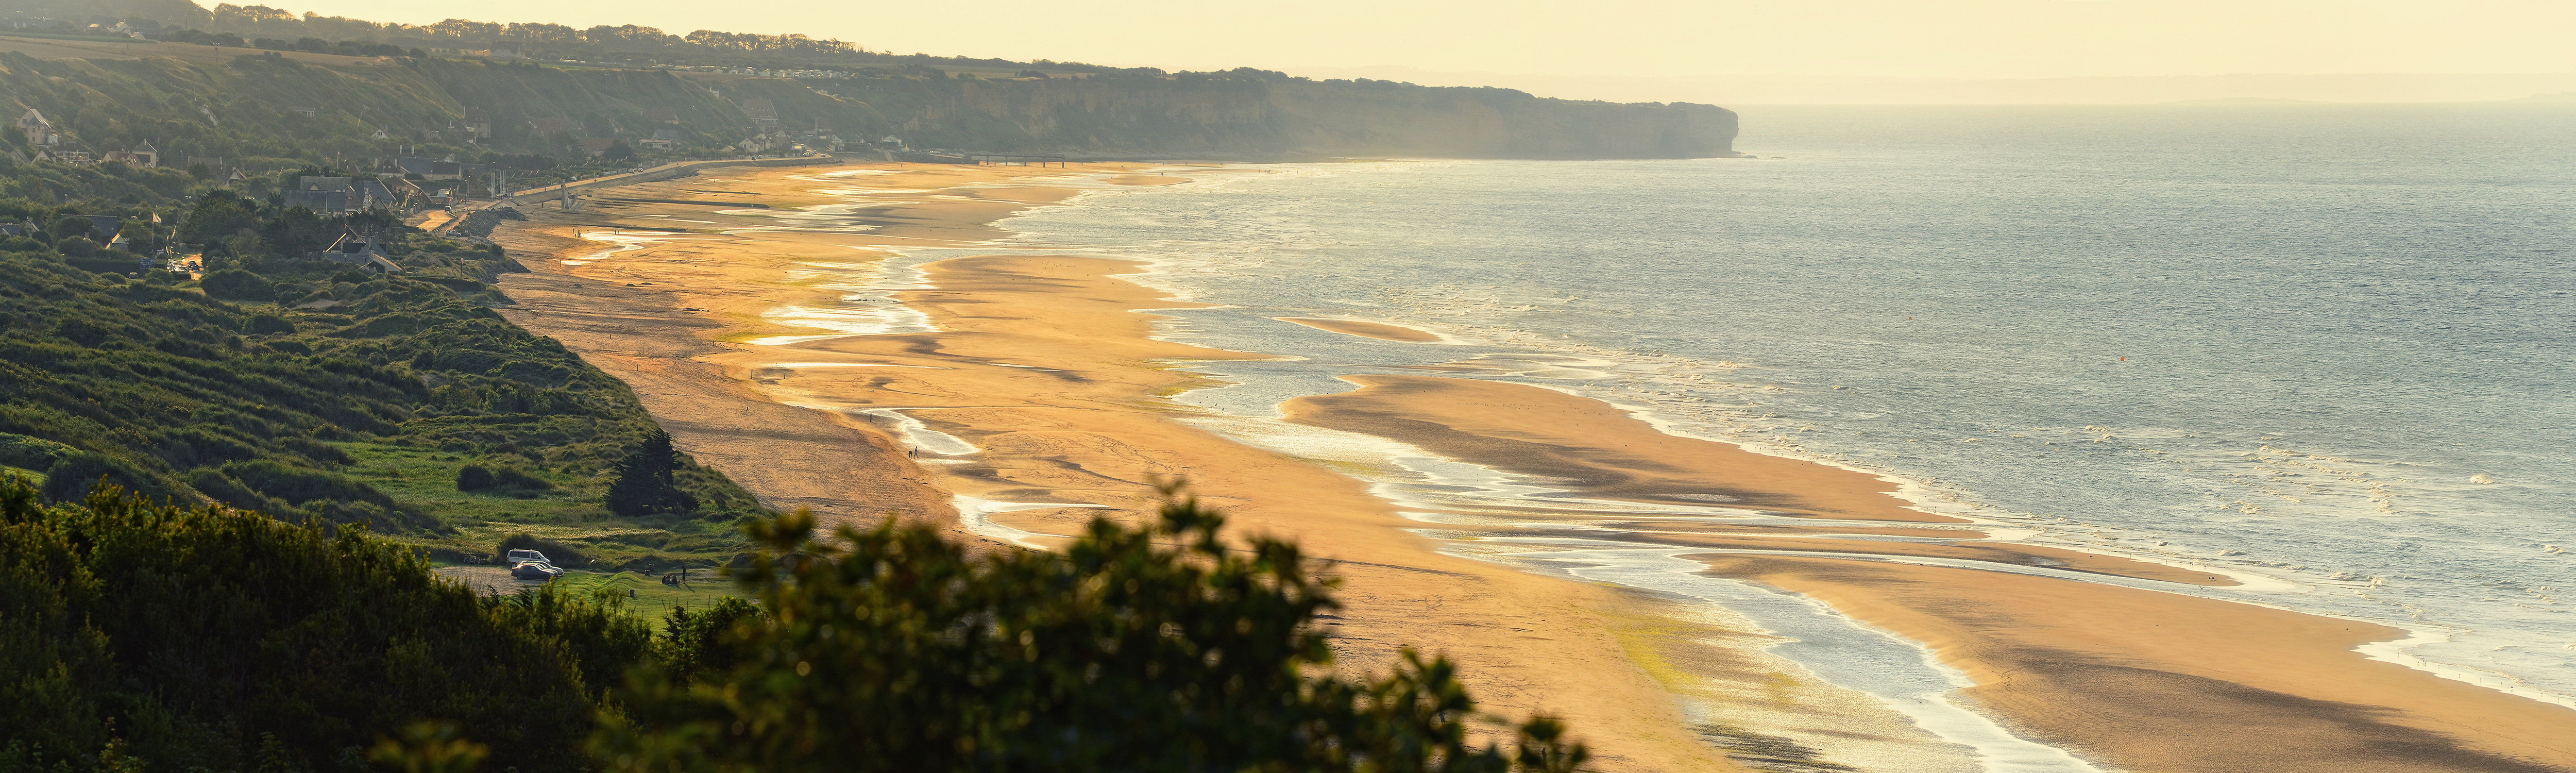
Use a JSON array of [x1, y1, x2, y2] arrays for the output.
[[3, 477, 1587, 773]]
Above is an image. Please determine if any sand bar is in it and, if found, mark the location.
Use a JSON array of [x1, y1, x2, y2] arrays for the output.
[[490, 163, 1741, 771], [1278, 316, 1446, 342], [493, 162, 2576, 772], [1281, 374, 2576, 771]]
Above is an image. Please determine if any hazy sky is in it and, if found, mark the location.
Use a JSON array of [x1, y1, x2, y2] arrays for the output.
[[248, 1, 2574, 79], [249, 1, 2574, 102]]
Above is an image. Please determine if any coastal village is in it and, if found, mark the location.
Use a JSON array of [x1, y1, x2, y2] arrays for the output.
[[7, 92, 867, 277]]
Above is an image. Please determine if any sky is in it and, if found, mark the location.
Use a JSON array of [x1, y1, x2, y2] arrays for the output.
[[242, 1, 2576, 102]]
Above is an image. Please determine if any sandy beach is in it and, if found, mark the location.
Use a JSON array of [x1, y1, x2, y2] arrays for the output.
[[487, 162, 2576, 772]]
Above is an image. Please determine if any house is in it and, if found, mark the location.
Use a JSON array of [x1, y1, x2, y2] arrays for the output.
[[289, 177, 354, 212], [637, 128, 680, 151], [129, 141, 157, 167], [389, 156, 465, 180], [740, 99, 779, 127], [383, 176, 425, 205], [18, 109, 56, 145], [369, 127, 392, 140], [311, 233, 401, 273], [351, 178, 396, 210], [72, 214, 124, 240], [0, 223, 21, 237], [283, 189, 348, 213]]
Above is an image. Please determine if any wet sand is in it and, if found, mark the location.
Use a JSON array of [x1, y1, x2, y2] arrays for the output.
[[1289, 375, 1955, 524], [1279, 316, 1446, 342], [487, 163, 1738, 771], [490, 162, 2576, 772], [1283, 375, 2576, 772]]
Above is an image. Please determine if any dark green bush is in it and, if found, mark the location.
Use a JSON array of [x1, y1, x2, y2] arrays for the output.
[[0, 433, 74, 472], [40, 452, 171, 504], [594, 491, 1589, 773], [243, 313, 296, 335], [495, 466, 552, 490], [0, 478, 618, 772], [153, 425, 260, 469], [219, 459, 391, 507], [606, 430, 694, 517], [200, 268, 275, 301], [456, 464, 497, 491]]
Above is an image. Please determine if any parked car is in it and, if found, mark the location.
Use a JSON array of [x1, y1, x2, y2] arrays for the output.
[[505, 549, 562, 580]]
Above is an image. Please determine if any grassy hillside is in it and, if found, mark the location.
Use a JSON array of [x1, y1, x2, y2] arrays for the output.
[[0, 194, 763, 569]]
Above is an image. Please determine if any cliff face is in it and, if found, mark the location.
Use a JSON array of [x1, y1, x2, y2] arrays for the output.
[[0, 51, 1734, 161], [832, 76, 1738, 158]]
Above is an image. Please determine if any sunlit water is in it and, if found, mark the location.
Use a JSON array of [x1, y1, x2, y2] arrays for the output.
[[944, 105, 2575, 711]]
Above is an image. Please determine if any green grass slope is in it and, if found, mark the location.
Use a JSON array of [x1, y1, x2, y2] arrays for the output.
[[0, 196, 763, 569]]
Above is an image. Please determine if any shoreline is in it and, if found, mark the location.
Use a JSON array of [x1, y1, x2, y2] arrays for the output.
[[488, 162, 2576, 772]]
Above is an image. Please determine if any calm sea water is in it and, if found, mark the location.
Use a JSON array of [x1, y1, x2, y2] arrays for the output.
[[967, 104, 2575, 708]]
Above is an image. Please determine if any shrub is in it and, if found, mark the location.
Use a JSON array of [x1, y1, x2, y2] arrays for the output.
[[456, 464, 496, 491], [186, 466, 290, 513], [493, 466, 552, 490], [460, 465, 550, 494], [0, 477, 614, 771], [201, 269, 276, 301], [40, 452, 170, 504], [219, 459, 391, 507], [0, 433, 75, 472], [592, 489, 1589, 773], [243, 313, 296, 335], [605, 430, 693, 516]]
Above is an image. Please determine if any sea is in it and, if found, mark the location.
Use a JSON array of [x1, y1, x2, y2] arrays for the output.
[[829, 103, 2573, 765]]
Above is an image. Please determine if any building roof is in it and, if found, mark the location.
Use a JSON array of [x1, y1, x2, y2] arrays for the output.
[[74, 214, 122, 237], [283, 189, 347, 213], [298, 176, 353, 192], [131, 140, 155, 153]]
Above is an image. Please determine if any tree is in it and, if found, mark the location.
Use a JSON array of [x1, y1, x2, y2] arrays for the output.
[[602, 141, 635, 161], [0, 476, 621, 772], [605, 429, 695, 516], [591, 485, 1589, 773], [176, 194, 259, 245]]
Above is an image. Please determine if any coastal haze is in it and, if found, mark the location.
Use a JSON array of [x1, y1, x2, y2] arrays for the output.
[[256, 0, 2576, 104], [1, 0, 2569, 769]]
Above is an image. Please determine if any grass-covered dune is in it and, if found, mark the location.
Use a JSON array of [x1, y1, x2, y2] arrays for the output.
[[0, 190, 761, 568]]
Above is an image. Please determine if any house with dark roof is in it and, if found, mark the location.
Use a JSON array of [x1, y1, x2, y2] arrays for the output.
[[311, 234, 400, 274]]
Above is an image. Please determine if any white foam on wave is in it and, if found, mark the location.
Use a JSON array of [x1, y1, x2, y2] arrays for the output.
[[852, 408, 978, 456], [762, 362, 950, 369], [1167, 411, 2102, 772], [562, 230, 669, 265], [951, 496, 1100, 549], [1521, 546, 2106, 773]]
